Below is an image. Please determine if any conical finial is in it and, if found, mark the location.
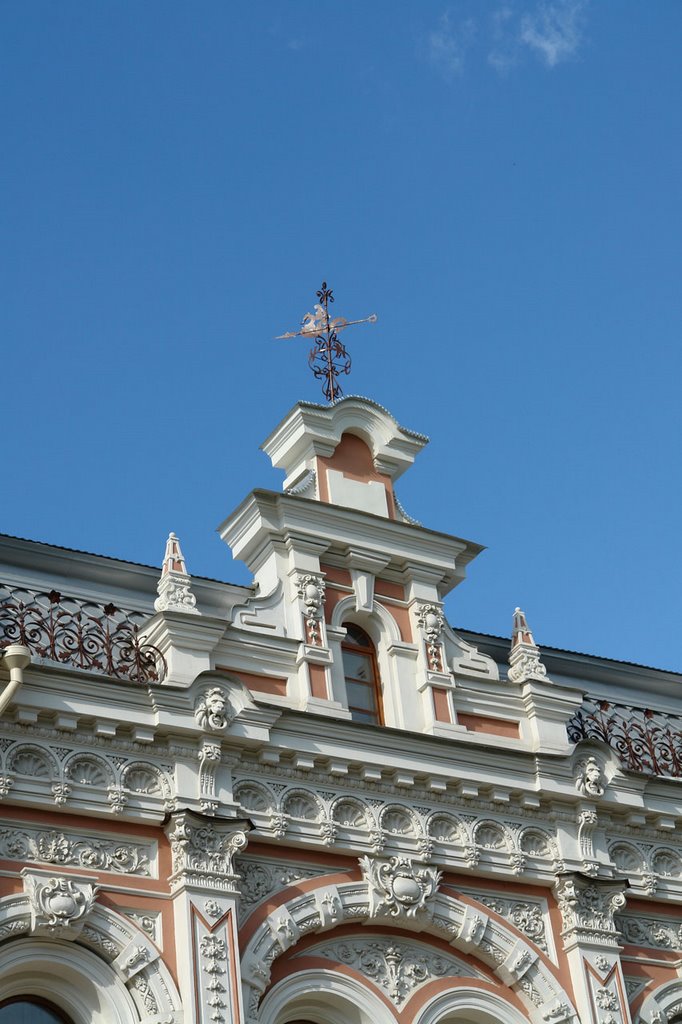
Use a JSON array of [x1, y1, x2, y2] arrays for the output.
[[508, 606, 547, 683], [512, 606, 536, 648], [154, 532, 199, 614], [161, 532, 188, 576]]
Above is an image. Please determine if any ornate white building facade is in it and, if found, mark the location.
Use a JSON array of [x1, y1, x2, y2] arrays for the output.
[[0, 396, 680, 1024]]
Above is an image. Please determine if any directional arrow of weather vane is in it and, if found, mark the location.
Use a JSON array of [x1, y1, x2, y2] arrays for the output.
[[277, 282, 377, 403]]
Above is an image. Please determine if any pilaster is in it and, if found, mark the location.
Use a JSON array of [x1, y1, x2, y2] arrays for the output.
[[554, 872, 631, 1024], [165, 810, 251, 1024]]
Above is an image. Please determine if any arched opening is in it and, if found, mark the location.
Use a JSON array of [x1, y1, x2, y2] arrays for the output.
[[0, 998, 73, 1023], [341, 623, 384, 725]]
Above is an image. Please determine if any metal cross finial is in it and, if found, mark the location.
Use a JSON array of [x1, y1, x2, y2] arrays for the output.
[[277, 282, 377, 402]]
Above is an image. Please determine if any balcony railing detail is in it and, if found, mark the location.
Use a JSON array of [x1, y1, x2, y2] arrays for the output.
[[0, 585, 166, 683], [567, 698, 682, 778]]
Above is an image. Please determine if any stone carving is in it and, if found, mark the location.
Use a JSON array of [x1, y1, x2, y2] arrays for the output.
[[236, 858, 324, 910], [360, 855, 441, 919], [0, 773, 13, 798], [122, 909, 161, 943], [594, 955, 611, 973], [507, 608, 547, 683], [51, 782, 71, 806], [0, 824, 151, 875], [154, 532, 199, 614], [555, 874, 627, 946], [307, 937, 479, 1006], [199, 740, 222, 816], [107, 786, 128, 814], [199, 935, 228, 1023], [194, 687, 232, 733], [595, 988, 619, 1011], [295, 573, 326, 646], [578, 809, 599, 877], [542, 1001, 573, 1023], [204, 899, 222, 919], [576, 756, 605, 798], [458, 890, 549, 954], [23, 872, 98, 938], [165, 810, 249, 891], [616, 913, 682, 950], [416, 604, 445, 672]]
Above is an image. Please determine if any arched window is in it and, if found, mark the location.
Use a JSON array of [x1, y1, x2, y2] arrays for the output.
[[0, 999, 73, 1023], [341, 624, 383, 725]]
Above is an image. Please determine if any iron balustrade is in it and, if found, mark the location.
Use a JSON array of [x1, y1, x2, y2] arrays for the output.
[[0, 584, 166, 683], [567, 697, 682, 778]]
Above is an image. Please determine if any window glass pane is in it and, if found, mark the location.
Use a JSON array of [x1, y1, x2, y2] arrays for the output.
[[343, 651, 372, 681], [345, 624, 372, 648], [346, 680, 376, 711], [0, 1002, 71, 1023], [350, 708, 379, 724]]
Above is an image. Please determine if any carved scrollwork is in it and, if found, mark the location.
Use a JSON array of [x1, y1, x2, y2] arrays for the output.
[[554, 873, 628, 946], [295, 573, 326, 646], [165, 809, 249, 892], [23, 870, 98, 938], [360, 854, 441, 919], [416, 604, 445, 672]]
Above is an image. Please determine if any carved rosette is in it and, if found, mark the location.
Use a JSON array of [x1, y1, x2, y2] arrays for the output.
[[164, 809, 250, 892], [554, 873, 628, 947], [360, 855, 441, 919], [295, 573, 326, 647], [22, 869, 98, 939], [194, 686, 233, 733], [416, 603, 446, 673]]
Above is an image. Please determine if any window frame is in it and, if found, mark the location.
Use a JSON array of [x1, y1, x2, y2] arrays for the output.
[[341, 624, 384, 726]]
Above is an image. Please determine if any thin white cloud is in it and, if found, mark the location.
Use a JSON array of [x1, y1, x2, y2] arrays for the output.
[[520, 0, 588, 68], [426, 13, 476, 81], [488, 6, 519, 75]]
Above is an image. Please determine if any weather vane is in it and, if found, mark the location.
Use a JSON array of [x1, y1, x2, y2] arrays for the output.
[[277, 282, 377, 402]]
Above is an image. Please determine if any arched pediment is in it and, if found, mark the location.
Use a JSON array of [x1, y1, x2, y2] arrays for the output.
[[0, 891, 181, 1023], [240, 871, 577, 1024]]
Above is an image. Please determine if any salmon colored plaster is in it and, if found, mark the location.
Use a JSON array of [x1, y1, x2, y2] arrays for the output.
[[457, 713, 520, 739], [444, 882, 575, 1001], [320, 565, 352, 587], [101, 890, 178, 985], [308, 662, 329, 700], [272, 929, 527, 1022], [316, 433, 396, 518], [432, 687, 452, 724], [239, 867, 361, 948], [216, 667, 288, 697]]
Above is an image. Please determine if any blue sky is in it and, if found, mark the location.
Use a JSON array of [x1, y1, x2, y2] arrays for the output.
[[2, 2, 681, 669]]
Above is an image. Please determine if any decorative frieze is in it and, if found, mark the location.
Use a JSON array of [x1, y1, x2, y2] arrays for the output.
[[302, 936, 480, 1006], [615, 913, 682, 950], [0, 822, 154, 876]]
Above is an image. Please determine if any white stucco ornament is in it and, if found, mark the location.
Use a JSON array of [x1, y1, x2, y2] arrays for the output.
[[576, 756, 605, 798], [23, 870, 98, 938], [194, 686, 232, 732], [360, 855, 441, 918]]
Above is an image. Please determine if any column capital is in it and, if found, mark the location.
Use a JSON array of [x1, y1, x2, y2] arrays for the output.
[[164, 808, 251, 893], [554, 872, 629, 947]]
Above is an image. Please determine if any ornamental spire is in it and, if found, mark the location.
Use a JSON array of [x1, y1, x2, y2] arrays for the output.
[[508, 607, 547, 683], [154, 532, 199, 614], [277, 282, 377, 402]]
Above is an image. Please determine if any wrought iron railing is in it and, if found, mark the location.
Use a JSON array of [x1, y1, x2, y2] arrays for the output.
[[0, 584, 166, 683], [567, 697, 682, 778]]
